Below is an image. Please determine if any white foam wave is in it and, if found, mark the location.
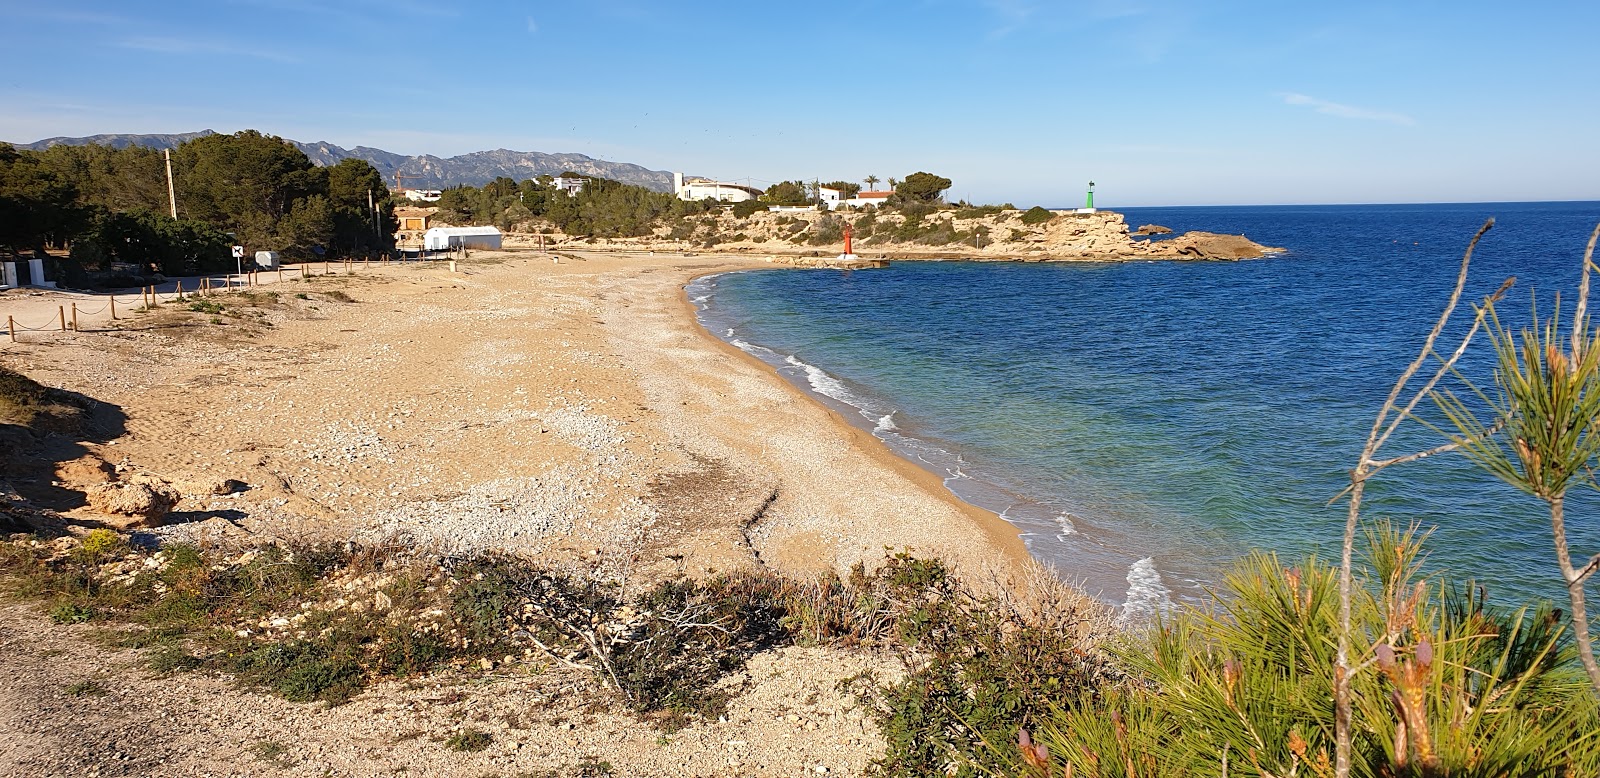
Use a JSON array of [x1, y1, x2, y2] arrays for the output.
[[784, 354, 859, 406], [875, 412, 900, 432], [1120, 557, 1173, 626], [1054, 512, 1078, 540]]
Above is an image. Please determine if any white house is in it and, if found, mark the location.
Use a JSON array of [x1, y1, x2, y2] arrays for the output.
[[674, 172, 761, 203], [424, 226, 503, 251], [827, 190, 893, 210], [551, 176, 586, 196], [403, 189, 443, 202]]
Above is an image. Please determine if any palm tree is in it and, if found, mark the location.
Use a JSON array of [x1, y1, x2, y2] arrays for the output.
[[864, 174, 880, 192], [887, 176, 898, 192]]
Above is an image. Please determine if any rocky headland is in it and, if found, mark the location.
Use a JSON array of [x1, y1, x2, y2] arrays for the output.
[[492, 208, 1282, 263]]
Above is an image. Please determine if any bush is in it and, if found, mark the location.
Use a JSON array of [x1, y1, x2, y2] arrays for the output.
[[1021, 524, 1600, 777], [731, 199, 767, 219], [444, 728, 492, 752], [1019, 206, 1056, 226]]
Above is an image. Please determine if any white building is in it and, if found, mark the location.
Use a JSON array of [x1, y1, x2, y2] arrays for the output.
[[673, 172, 761, 203], [423, 226, 503, 251], [551, 176, 586, 196], [403, 189, 443, 202], [827, 190, 893, 210]]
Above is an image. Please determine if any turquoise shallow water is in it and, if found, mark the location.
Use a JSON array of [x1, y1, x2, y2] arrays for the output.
[[690, 202, 1600, 616]]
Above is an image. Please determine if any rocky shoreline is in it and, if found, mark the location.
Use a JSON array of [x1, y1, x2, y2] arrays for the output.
[[492, 208, 1283, 263]]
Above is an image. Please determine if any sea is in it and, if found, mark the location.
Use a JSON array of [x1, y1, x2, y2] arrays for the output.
[[688, 201, 1600, 617]]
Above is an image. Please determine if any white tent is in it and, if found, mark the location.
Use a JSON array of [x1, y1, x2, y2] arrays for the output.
[[423, 226, 502, 251]]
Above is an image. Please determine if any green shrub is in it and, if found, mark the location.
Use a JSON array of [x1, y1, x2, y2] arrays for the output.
[[444, 728, 492, 752], [1019, 206, 1055, 226], [731, 199, 767, 218], [1022, 525, 1600, 777], [49, 603, 95, 624]]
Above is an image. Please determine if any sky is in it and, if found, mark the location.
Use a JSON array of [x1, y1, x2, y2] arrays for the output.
[[3, 0, 1598, 207]]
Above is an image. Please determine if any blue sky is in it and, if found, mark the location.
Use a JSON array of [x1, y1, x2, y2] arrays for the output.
[[4, 0, 1598, 206]]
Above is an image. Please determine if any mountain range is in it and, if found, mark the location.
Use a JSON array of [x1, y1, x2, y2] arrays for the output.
[[10, 130, 677, 193]]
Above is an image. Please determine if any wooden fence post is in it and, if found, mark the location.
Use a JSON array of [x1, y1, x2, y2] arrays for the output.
[[110, 295, 117, 320], [71, 303, 78, 332], [58, 306, 66, 332], [7, 316, 14, 343]]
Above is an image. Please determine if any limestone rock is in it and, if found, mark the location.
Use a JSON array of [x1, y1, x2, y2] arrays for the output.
[[55, 455, 116, 487], [1152, 231, 1283, 260], [86, 480, 180, 525], [180, 476, 248, 496], [1135, 224, 1173, 235]]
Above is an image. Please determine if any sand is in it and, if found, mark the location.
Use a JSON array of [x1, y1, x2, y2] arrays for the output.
[[0, 249, 1032, 776]]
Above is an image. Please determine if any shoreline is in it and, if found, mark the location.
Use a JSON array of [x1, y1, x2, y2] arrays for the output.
[[672, 265, 1033, 576]]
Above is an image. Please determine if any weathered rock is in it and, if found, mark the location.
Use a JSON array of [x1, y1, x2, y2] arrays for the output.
[[179, 476, 248, 496], [1151, 231, 1283, 260], [86, 480, 179, 525], [55, 455, 116, 487], [1134, 224, 1173, 235]]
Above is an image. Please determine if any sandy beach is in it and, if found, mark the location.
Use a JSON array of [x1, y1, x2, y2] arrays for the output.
[[0, 249, 1031, 776]]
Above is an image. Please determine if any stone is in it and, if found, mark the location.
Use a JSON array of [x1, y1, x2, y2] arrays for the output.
[[1156, 231, 1284, 260], [55, 455, 116, 487], [1134, 224, 1173, 235], [85, 480, 179, 525]]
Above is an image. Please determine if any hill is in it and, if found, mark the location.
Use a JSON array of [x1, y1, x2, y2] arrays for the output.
[[10, 130, 675, 192]]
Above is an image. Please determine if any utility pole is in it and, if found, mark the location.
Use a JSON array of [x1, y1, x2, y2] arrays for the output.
[[164, 149, 178, 219], [368, 188, 379, 240]]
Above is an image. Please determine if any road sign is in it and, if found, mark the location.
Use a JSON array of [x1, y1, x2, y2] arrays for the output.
[[232, 245, 245, 259]]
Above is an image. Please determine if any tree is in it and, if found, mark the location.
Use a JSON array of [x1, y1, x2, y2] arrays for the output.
[[895, 171, 952, 203], [864, 174, 880, 192], [1438, 222, 1600, 697], [172, 130, 319, 247], [279, 195, 335, 256], [761, 181, 810, 206], [822, 181, 862, 199], [0, 144, 85, 255], [325, 158, 392, 254]]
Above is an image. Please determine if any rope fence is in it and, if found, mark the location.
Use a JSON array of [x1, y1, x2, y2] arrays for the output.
[[2, 253, 464, 347]]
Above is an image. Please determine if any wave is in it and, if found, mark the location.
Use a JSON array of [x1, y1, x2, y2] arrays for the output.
[[1054, 512, 1078, 540], [1120, 557, 1173, 625], [875, 411, 900, 433]]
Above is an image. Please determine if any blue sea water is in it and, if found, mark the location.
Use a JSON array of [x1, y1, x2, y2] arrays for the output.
[[689, 202, 1600, 614]]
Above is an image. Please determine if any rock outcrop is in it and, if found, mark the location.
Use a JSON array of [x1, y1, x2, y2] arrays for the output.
[[86, 475, 180, 527], [1150, 231, 1284, 260], [1135, 224, 1173, 235]]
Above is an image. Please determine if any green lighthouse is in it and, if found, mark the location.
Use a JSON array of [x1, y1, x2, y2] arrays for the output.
[[1086, 181, 1095, 210]]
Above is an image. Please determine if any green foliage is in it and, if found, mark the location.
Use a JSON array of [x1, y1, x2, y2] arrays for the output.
[[71, 209, 232, 275], [445, 728, 492, 752], [822, 180, 862, 199], [954, 205, 1004, 220], [762, 180, 811, 206], [808, 214, 846, 245], [226, 636, 366, 704], [858, 557, 1117, 778], [49, 603, 95, 624], [0, 132, 394, 275], [894, 172, 953, 203], [1025, 525, 1600, 778], [0, 143, 86, 254], [1019, 206, 1055, 226], [64, 679, 106, 697], [731, 199, 768, 218]]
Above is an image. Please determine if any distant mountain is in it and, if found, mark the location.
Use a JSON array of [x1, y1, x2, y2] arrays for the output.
[[10, 130, 676, 193], [18, 130, 218, 151]]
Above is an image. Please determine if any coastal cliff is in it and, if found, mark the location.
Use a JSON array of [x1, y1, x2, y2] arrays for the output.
[[497, 208, 1281, 262]]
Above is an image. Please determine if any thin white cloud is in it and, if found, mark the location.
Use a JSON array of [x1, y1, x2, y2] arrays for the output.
[[1281, 92, 1416, 126], [526, 15, 538, 33], [119, 36, 300, 64]]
